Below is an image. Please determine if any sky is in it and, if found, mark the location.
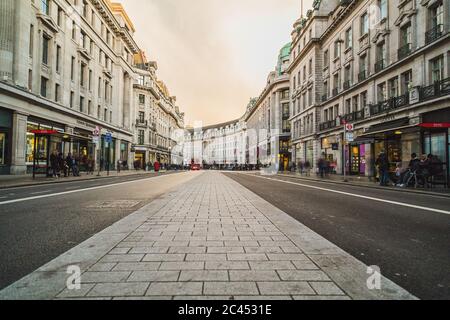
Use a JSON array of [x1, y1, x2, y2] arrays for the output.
[[121, 0, 314, 126]]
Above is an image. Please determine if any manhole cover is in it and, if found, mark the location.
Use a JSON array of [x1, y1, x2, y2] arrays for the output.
[[86, 200, 141, 209]]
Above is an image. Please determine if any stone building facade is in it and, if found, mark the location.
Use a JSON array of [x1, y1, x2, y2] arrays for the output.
[[289, 0, 450, 183], [0, 0, 186, 175]]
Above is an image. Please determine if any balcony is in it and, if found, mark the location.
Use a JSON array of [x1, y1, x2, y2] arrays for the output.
[[398, 43, 412, 60], [374, 59, 385, 73], [332, 88, 339, 97], [136, 119, 148, 127], [343, 80, 351, 90], [370, 94, 409, 116], [425, 24, 446, 45], [322, 94, 328, 102], [344, 110, 365, 123], [358, 70, 367, 82], [319, 119, 338, 131], [420, 77, 450, 101]]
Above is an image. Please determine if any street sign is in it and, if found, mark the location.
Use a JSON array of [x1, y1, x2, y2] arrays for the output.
[[93, 126, 101, 136], [345, 123, 354, 132], [93, 136, 99, 145], [346, 132, 354, 142], [105, 132, 113, 143]]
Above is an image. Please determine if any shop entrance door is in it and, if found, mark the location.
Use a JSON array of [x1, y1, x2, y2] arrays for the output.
[[135, 153, 145, 170], [424, 132, 448, 187]]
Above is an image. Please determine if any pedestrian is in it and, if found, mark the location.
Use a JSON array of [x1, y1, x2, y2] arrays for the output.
[[72, 154, 80, 177], [58, 152, 67, 177], [397, 153, 420, 187], [375, 150, 390, 186], [66, 153, 73, 177], [50, 150, 59, 178], [304, 160, 311, 176], [87, 157, 95, 175], [317, 154, 326, 178], [154, 160, 160, 173]]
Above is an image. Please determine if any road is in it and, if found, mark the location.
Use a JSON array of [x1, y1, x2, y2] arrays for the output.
[[0, 171, 196, 290], [224, 172, 450, 300]]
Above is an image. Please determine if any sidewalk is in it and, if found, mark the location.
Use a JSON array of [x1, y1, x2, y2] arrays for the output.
[[0, 171, 416, 300], [276, 171, 450, 197], [0, 170, 169, 189]]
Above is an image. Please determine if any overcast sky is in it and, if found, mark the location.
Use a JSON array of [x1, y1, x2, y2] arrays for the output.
[[121, 0, 313, 126]]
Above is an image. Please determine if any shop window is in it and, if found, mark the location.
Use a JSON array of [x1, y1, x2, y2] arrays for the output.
[[0, 133, 6, 165]]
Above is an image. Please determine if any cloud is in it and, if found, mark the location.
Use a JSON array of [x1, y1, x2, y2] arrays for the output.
[[121, 0, 313, 126]]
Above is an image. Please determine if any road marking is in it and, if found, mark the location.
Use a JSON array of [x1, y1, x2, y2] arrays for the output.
[[246, 174, 450, 216], [0, 173, 184, 206], [30, 190, 52, 195]]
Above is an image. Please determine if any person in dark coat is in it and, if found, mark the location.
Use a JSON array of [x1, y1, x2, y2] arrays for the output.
[[58, 152, 67, 177], [154, 161, 160, 172], [375, 151, 390, 186], [50, 150, 59, 178]]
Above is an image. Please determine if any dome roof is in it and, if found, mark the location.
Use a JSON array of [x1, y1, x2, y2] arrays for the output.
[[279, 42, 292, 59]]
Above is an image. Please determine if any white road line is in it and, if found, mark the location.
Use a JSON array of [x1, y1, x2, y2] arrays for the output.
[[0, 174, 172, 206], [30, 190, 52, 195], [249, 174, 450, 216]]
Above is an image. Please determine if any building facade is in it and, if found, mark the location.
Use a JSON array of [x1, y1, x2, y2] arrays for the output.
[[289, 0, 450, 184], [0, 0, 186, 175], [133, 52, 185, 169], [246, 43, 292, 171]]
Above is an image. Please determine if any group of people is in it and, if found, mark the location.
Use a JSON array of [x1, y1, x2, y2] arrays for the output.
[[49, 150, 94, 178], [376, 151, 444, 188]]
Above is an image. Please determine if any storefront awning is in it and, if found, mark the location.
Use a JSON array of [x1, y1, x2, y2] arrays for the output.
[[360, 118, 414, 137]]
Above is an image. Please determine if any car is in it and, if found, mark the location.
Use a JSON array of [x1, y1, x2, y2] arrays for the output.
[[190, 164, 201, 171]]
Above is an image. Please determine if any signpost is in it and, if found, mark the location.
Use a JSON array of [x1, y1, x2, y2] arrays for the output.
[[105, 132, 113, 176], [342, 120, 354, 183]]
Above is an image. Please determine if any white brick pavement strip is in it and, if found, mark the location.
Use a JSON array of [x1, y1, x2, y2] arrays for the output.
[[0, 172, 417, 300]]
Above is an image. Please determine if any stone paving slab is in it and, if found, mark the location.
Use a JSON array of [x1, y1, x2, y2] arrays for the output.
[[0, 172, 417, 300]]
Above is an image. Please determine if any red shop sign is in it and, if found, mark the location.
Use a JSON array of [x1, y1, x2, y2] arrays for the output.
[[30, 130, 59, 134], [418, 123, 450, 128]]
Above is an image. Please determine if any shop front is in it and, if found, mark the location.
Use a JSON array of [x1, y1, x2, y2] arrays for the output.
[[100, 135, 116, 170], [134, 147, 146, 170], [0, 108, 12, 175], [26, 118, 65, 175], [321, 135, 340, 174], [420, 108, 450, 186], [72, 128, 96, 172]]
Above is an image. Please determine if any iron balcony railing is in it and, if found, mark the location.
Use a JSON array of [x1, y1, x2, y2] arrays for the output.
[[136, 119, 148, 127], [370, 94, 409, 116], [425, 24, 446, 45], [322, 94, 328, 102], [332, 88, 339, 97], [420, 77, 450, 101], [343, 80, 351, 90], [398, 43, 412, 60], [374, 59, 385, 73], [343, 110, 365, 123], [358, 70, 367, 82], [319, 119, 338, 131]]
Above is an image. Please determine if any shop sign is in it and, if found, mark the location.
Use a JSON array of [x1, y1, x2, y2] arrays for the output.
[[332, 143, 339, 151], [345, 124, 354, 132], [419, 123, 450, 128], [30, 130, 58, 135], [77, 120, 96, 129]]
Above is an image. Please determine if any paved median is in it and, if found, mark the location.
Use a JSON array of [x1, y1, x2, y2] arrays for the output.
[[0, 171, 416, 300]]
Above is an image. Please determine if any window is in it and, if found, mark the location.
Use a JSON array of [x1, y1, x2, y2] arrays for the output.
[[42, 34, 50, 65], [29, 25, 34, 57], [70, 91, 74, 108], [56, 45, 61, 73], [57, 6, 63, 26], [40, 77, 48, 97], [345, 99, 351, 114], [28, 70, 32, 90], [41, 0, 50, 15], [80, 96, 85, 113], [430, 55, 444, 83], [139, 95, 145, 105], [334, 40, 341, 58], [104, 109, 108, 122], [430, 1, 444, 30], [308, 59, 312, 75], [88, 100, 92, 115], [55, 84, 60, 102], [80, 63, 86, 87], [345, 28, 353, 49], [377, 83, 387, 102], [88, 70, 92, 90], [71, 57, 75, 81], [0, 133, 6, 165], [353, 96, 359, 111], [324, 50, 329, 68], [376, 42, 386, 71], [400, 23, 412, 47], [72, 21, 76, 40], [401, 70, 413, 94], [379, 0, 387, 20], [97, 105, 101, 119], [361, 13, 369, 36], [361, 91, 367, 107], [139, 111, 145, 123], [388, 77, 399, 98]]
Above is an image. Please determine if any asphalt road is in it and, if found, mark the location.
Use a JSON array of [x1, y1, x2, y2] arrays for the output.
[[225, 172, 450, 300], [0, 171, 196, 290]]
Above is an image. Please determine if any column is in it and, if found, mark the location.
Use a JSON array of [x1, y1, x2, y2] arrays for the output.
[[0, 0, 14, 81], [10, 112, 27, 175], [115, 138, 121, 170]]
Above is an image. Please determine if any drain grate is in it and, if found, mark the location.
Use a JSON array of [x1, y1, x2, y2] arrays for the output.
[[86, 200, 141, 209]]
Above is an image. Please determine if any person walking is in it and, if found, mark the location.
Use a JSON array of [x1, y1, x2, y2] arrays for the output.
[[65, 153, 73, 177], [58, 152, 67, 177], [154, 160, 160, 173], [50, 150, 59, 178], [375, 151, 390, 186]]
